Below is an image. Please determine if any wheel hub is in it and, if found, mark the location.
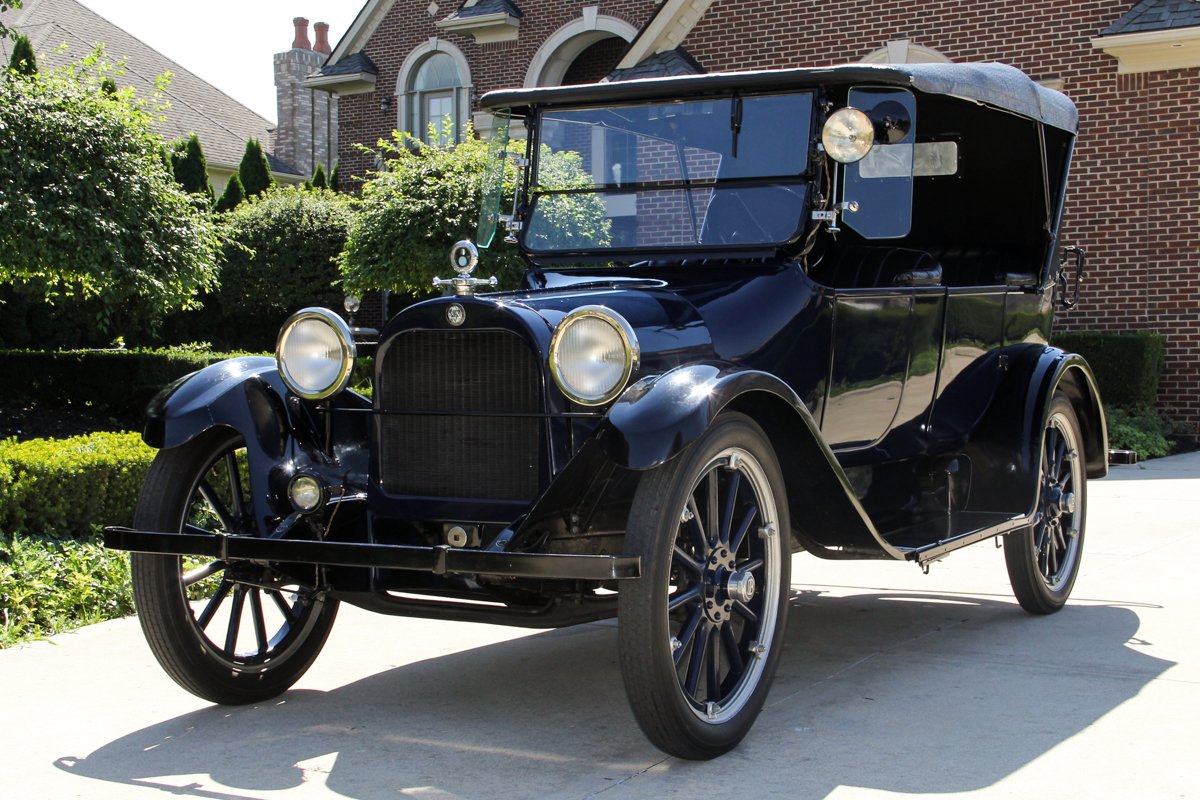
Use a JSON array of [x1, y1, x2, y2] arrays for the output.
[[701, 544, 746, 623]]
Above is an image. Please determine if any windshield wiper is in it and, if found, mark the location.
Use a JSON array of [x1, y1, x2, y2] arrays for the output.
[[731, 95, 743, 158]]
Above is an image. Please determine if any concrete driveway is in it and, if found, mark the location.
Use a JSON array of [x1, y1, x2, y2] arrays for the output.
[[2, 452, 1197, 799]]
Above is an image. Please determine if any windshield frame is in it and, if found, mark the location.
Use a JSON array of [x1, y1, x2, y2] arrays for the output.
[[516, 90, 818, 263]]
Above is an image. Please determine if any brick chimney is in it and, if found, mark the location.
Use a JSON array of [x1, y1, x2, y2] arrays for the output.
[[292, 17, 312, 50], [313, 22, 332, 55]]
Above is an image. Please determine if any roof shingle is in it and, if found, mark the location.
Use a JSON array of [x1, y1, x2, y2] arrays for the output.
[[1102, 0, 1200, 36], [0, 0, 295, 174]]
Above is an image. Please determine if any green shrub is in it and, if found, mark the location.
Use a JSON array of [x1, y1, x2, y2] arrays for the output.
[[0, 432, 155, 538], [1106, 406, 1177, 461], [0, 347, 255, 419], [238, 138, 274, 198], [7, 32, 36, 75], [340, 124, 527, 300], [164, 186, 355, 350], [1053, 330, 1165, 408], [0, 534, 134, 647], [170, 133, 214, 203], [216, 172, 246, 212]]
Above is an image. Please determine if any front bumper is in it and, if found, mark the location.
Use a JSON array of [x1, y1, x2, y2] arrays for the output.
[[103, 526, 641, 581]]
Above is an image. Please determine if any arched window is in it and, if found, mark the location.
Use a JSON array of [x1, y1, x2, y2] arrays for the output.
[[410, 52, 464, 144], [395, 41, 472, 146]]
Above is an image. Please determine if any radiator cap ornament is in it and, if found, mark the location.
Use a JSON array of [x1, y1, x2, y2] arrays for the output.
[[434, 240, 497, 297]]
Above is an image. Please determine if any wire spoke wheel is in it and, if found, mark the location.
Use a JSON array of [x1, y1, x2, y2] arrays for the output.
[[1004, 393, 1087, 614], [131, 430, 337, 704], [620, 413, 789, 759]]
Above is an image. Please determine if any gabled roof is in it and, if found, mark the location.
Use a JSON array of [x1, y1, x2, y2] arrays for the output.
[[1101, 0, 1200, 36], [0, 0, 299, 175], [608, 48, 705, 82], [449, 0, 523, 20]]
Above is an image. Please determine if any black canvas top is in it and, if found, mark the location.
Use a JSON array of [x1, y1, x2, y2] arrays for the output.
[[482, 62, 1079, 132]]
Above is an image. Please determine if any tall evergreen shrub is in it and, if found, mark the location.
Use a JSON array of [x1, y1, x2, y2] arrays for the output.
[[215, 173, 245, 212], [238, 138, 274, 198], [7, 33, 35, 75]]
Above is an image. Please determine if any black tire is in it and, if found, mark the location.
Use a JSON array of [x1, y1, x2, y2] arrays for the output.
[[1004, 393, 1087, 615], [619, 412, 790, 760], [131, 429, 338, 704]]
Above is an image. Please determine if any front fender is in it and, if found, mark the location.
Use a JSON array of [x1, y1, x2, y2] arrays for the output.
[[603, 363, 906, 560], [142, 357, 324, 537], [144, 357, 291, 455], [605, 363, 806, 470]]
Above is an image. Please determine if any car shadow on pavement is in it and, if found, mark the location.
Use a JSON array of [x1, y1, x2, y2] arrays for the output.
[[54, 589, 1171, 799]]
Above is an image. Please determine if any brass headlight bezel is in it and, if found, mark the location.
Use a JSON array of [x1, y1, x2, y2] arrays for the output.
[[275, 307, 356, 401], [549, 306, 640, 407]]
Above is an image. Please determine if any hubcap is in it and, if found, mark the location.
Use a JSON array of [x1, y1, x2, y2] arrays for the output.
[[666, 448, 780, 724]]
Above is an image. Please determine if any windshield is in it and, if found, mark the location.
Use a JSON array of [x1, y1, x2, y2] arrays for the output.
[[476, 112, 512, 249], [523, 92, 814, 256]]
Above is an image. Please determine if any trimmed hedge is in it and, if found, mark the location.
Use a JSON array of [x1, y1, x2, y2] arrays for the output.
[[0, 432, 155, 539], [1053, 330, 1165, 408], [0, 347, 254, 420]]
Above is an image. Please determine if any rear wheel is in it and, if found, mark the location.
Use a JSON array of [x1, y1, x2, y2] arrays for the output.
[[131, 430, 337, 704], [1004, 394, 1086, 614], [619, 413, 790, 759]]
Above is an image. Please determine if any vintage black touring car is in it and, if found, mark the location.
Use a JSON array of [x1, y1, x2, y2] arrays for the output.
[[105, 62, 1107, 759]]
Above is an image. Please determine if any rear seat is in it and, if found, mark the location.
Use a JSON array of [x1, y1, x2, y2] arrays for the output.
[[810, 246, 943, 289], [811, 245, 1039, 288]]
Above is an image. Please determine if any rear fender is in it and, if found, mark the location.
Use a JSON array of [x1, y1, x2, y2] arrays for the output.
[[966, 346, 1107, 514], [603, 364, 903, 559]]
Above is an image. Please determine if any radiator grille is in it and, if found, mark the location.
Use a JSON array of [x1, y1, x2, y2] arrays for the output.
[[377, 329, 542, 501]]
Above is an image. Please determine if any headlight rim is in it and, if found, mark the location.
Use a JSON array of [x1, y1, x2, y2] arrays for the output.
[[276, 307, 357, 401], [549, 305, 640, 407]]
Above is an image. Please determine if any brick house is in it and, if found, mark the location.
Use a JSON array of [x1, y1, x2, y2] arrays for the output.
[[307, 0, 1200, 428]]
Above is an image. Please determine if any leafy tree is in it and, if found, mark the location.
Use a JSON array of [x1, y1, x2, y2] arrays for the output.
[[0, 52, 220, 337], [170, 133, 212, 201], [215, 172, 245, 212], [329, 162, 340, 192], [340, 125, 525, 299], [311, 163, 327, 190], [7, 33, 35, 75], [238, 138, 274, 198]]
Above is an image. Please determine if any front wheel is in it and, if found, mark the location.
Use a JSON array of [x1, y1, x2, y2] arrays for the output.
[[1004, 393, 1087, 614], [131, 429, 338, 704], [619, 412, 790, 759]]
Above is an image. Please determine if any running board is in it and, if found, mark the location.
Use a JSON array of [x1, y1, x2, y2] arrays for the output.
[[887, 512, 1033, 566]]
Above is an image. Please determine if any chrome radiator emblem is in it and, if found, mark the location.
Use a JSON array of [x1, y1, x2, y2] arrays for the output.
[[446, 303, 466, 326]]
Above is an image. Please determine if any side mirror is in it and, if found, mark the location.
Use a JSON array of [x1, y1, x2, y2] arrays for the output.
[[1058, 245, 1085, 309]]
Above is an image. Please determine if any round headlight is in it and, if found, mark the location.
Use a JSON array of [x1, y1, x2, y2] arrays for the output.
[[276, 308, 356, 400], [822, 107, 875, 164], [549, 306, 639, 406]]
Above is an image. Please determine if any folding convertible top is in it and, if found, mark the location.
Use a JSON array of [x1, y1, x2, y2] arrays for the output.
[[481, 62, 1078, 133]]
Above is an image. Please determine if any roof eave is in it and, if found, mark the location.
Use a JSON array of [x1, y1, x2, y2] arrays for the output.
[[435, 11, 520, 44], [1091, 26, 1200, 74], [303, 71, 378, 95]]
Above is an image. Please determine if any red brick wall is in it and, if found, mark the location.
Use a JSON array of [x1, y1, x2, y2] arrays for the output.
[[680, 1, 1199, 427]]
